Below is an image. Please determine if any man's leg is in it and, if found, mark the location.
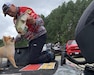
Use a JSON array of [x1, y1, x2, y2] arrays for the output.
[[28, 34, 55, 64], [28, 34, 46, 64]]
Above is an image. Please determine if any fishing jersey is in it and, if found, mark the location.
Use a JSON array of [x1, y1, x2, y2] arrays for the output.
[[14, 7, 47, 41]]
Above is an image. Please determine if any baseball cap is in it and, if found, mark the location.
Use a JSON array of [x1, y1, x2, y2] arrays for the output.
[[2, 2, 12, 16]]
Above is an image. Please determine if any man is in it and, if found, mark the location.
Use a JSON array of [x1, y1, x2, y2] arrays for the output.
[[2, 2, 55, 64]]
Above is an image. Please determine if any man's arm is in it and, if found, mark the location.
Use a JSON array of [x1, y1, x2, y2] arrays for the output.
[[26, 14, 36, 25]]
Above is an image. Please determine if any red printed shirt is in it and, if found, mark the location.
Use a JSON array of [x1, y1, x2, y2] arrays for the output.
[[14, 7, 46, 41]]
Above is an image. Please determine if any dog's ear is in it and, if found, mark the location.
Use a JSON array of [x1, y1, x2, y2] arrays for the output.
[[3, 36, 5, 38], [3, 36, 10, 45], [3, 36, 6, 41], [3, 36, 7, 45]]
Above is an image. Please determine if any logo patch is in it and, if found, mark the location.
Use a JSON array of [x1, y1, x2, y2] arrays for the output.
[[25, 9, 32, 14]]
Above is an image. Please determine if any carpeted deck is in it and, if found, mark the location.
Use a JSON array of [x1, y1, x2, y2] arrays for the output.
[[0, 61, 58, 75]]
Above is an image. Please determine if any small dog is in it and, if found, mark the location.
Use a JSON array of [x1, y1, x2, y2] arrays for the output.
[[0, 36, 18, 70]]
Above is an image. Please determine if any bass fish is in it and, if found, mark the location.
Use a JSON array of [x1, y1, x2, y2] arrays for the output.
[[15, 13, 29, 35]]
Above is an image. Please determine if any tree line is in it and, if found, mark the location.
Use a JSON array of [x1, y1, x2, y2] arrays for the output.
[[43, 0, 93, 44]]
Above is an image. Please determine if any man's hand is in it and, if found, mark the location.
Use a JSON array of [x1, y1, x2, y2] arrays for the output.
[[15, 34, 22, 42], [26, 15, 36, 25]]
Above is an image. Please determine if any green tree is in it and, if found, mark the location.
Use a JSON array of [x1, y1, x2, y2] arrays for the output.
[[44, 0, 93, 45]]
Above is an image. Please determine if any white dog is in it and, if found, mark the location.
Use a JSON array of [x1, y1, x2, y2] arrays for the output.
[[0, 36, 18, 70]]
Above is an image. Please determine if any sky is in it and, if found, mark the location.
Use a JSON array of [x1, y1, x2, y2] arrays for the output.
[[0, 0, 76, 39]]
